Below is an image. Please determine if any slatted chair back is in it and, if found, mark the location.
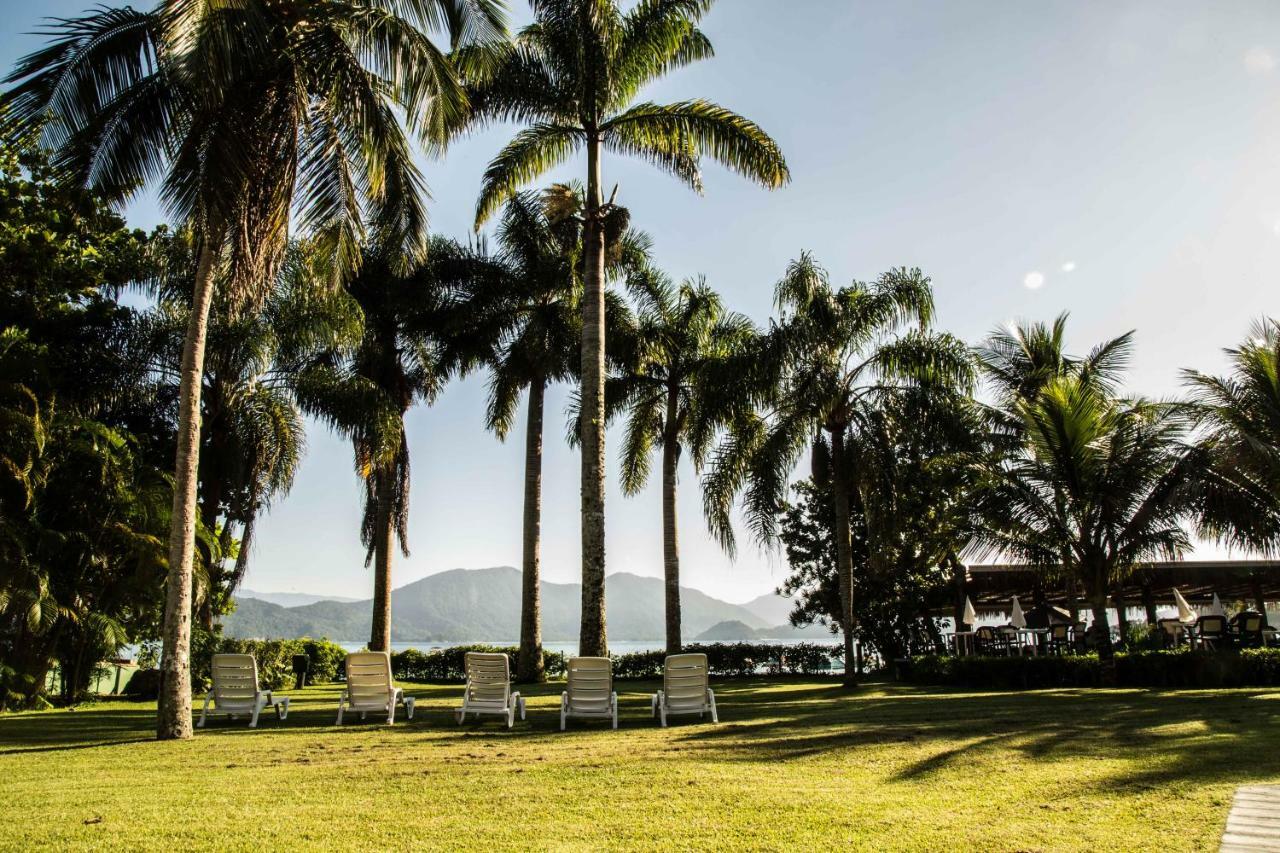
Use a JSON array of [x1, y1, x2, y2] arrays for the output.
[[211, 654, 261, 713], [663, 654, 710, 713], [345, 651, 394, 710], [1198, 615, 1228, 638], [566, 657, 612, 714], [1049, 624, 1069, 642], [1236, 612, 1264, 633], [464, 653, 511, 708]]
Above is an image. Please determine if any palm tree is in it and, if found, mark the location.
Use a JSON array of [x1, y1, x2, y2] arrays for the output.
[[3, 0, 505, 738], [1184, 319, 1280, 595], [703, 255, 973, 683], [142, 240, 358, 625], [975, 314, 1136, 619], [299, 239, 475, 652], [608, 270, 753, 653], [468, 191, 581, 682], [973, 374, 1197, 660], [462, 0, 789, 655]]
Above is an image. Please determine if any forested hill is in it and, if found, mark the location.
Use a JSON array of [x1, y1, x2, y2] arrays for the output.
[[222, 567, 806, 642]]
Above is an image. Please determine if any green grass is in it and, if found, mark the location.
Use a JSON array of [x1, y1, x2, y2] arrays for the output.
[[2, 679, 1278, 851]]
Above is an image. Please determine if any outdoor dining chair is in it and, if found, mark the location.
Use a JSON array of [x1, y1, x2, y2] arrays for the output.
[[1230, 611, 1266, 648], [1195, 615, 1229, 650]]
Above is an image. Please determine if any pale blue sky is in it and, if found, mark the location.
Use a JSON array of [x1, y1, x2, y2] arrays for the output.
[[5, 1, 1280, 602]]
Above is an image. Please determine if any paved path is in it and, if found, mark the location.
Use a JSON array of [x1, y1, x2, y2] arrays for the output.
[[1222, 786, 1280, 852]]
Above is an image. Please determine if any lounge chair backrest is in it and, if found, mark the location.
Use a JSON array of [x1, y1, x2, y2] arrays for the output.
[[1198, 615, 1227, 637], [464, 652, 511, 706], [345, 651, 393, 707], [211, 654, 260, 711], [663, 653, 709, 711], [566, 657, 612, 713]]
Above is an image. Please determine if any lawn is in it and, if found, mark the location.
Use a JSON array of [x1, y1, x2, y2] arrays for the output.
[[1, 679, 1277, 851]]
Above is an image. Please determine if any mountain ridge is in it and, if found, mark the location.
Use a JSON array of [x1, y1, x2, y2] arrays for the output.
[[222, 567, 799, 643]]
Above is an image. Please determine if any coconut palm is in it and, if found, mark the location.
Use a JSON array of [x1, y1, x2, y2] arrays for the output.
[[1183, 319, 1280, 561], [142, 241, 359, 625], [973, 375, 1198, 660], [462, 0, 789, 655], [703, 255, 974, 683], [608, 269, 753, 653], [2, 0, 505, 738]]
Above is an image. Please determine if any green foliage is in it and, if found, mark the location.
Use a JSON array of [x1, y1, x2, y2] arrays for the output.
[[611, 642, 840, 679], [389, 645, 566, 682], [904, 648, 1280, 690]]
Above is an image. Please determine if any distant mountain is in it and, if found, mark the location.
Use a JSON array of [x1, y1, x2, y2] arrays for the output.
[[695, 618, 836, 642], [239, 590, 361, 608], [739, 591, 795, 627], [221, 567, 771, 642]]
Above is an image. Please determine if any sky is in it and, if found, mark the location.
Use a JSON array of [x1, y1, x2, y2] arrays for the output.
[[4, 0, 1280, 604]]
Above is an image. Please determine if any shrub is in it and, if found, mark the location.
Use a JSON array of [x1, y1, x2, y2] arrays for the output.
[[389, 645, 566, 683], [904, 648, 1280, 690], [122, 667, 160, 699], [191, 637, 349, 691], [611, 643, 840, 680]]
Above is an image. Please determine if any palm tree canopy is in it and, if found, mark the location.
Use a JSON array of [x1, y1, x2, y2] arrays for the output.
[[3, 0, 508, 292], [974, 373, 1196, 578], [461, 0, 789, 225], [702, 254, 975, 553], [1183, 318, 1280, 552], [607, 266, 754, 495]]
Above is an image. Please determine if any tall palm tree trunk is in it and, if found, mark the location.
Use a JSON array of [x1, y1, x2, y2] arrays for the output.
[[662, 388, 682, 655], [518, 378, 546, 682], [158, 238, 219, 741], [369, 467, 394, 652], [828, 426, 857, 685], [578, 133, 608, 657]]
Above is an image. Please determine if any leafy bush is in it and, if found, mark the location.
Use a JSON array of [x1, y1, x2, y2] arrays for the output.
[[611, 643, 840, 680], [904, 648, 1280, 690], [122, 668, 160, 699], [191, 637, 348, 691], [389, 645, 566, 683]]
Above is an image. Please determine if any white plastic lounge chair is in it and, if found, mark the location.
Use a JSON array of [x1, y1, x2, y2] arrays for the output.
[[335, 651, 415, 725], [198, 653, 289, 728], [651, 653, 718, 727], [560, 656, 618, 730], [455, 652, 525, 728]]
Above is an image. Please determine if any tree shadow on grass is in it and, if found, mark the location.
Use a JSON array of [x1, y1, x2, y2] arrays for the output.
[[672, 681, 1280, 793]]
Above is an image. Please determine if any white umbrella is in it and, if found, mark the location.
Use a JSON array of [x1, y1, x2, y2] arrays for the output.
[[1210, 593, 1226, 618], [1172, 587, 1196, 623], [962, 596, 977, 627], [1010, 595, 1027, 629]]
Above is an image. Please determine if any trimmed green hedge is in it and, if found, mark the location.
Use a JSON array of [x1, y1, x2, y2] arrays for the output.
[[612, 642, 840, 679], [390, 645, 567, 682], [903, 648, 1280, 690]]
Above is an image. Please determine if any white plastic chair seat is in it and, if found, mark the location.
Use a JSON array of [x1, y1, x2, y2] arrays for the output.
[[198, 653, 290, 729], [651, 653, 718, 727], [456, 652, 525, 728], [560, 656, 618, 730], [336, 651, 415, 725]]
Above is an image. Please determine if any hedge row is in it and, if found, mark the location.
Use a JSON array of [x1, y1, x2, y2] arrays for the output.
[[124, 637, 348, 698], [612, 642, 840, 679], [902, 648, 1280, 690], [389, 645, 567, 682]]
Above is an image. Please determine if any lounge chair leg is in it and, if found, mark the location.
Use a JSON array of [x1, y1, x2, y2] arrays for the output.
[[250, 695, 265, 728], [388, 700, 396, 725], [708, 689, 719, 724], [404, 697, 415, 720], [277, 698, 289, 720], [518, 695, 526, 721], [198, 691, 212, 728], [659, 706, 667, 728], [336, 696, 346, 726]]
